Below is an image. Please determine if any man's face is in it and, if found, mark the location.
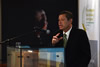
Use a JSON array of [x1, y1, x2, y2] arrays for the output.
[[58, 14, 72, 31]]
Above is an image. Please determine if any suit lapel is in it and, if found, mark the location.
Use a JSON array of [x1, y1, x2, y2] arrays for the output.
[[66, 27, 75, 47]]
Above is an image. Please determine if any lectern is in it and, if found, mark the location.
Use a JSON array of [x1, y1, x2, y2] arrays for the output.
[[7, 46, 64, 67]]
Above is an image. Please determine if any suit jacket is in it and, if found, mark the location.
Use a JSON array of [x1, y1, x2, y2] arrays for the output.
[[53, 27, 91, 67]]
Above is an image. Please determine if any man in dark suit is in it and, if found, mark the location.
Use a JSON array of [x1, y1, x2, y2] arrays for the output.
[[52, 11, 91, 67]]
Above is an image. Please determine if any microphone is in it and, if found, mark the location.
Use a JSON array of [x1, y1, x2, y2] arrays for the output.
[[46, 29, 50, 34]]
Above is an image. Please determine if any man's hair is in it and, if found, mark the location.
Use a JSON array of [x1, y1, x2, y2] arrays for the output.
[[59, 11, 73, 20]]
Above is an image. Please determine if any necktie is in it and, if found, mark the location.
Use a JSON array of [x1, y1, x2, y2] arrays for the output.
[[63, 34, 67, 48]]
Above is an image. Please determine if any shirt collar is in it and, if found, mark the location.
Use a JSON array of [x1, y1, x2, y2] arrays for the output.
[[63, 27, 72, 39]]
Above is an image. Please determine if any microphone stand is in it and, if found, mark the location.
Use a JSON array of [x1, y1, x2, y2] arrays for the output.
[[0, 30, 36, 45]]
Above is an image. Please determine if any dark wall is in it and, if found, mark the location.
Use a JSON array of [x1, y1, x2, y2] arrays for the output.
[[2, 0, 78, 40], [2, 0, 78, 63]]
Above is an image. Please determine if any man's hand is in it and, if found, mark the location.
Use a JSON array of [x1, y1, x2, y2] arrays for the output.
[[52, 33, 63, 45]]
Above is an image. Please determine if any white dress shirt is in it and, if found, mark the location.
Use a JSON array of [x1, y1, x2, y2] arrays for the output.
[[63, 27, 72, 40]]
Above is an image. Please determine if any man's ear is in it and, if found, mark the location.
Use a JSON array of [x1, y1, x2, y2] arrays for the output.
[[70, 19, 73, 22]]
